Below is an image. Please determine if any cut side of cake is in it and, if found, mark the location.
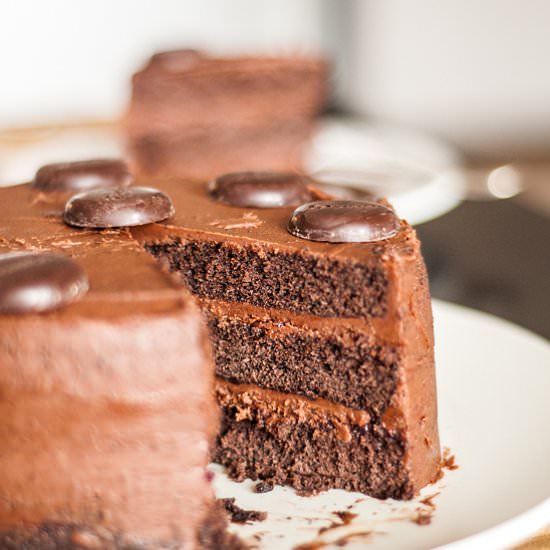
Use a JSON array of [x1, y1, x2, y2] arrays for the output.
[[131, 176, 441, 500], [126, 50, 328, 179]]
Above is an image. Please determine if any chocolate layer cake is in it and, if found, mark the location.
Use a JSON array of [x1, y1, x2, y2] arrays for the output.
[[1, 160, 439, 550], [129, 173, 441, 500], [125, 50, 328, 179], [0, 161, 239, 549]]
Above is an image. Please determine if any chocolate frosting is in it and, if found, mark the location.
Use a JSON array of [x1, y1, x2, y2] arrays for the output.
[[216, 379, 370, 443], [313, 181, 374, 201]]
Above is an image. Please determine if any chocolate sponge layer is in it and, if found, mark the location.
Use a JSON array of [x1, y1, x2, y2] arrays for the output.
[[214, 382, 412, 500], [145, 239, 388, 319], [208, 312, 399, 415]]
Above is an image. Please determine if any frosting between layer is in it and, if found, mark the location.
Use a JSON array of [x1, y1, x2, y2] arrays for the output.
[[215, 379, 370, 443]]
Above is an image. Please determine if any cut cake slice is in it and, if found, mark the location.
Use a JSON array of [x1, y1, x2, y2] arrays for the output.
[[131, 176, 441, 499]]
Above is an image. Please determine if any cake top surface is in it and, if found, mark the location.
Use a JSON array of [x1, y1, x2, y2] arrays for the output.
[[130, 177, 417, 266], [0, 182, 187, 319], [0, 168, 418, 320]]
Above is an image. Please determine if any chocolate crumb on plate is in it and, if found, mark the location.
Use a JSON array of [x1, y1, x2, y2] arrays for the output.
[[254, 481, 274, 494], [413, 510, 433, 526], [419, 492, 440, 508], [319, 511, 358, 535], [441, 448, 459, 471], [220, 498, 267, 524]]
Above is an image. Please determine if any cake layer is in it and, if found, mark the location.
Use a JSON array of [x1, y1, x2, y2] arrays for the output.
[[127, 53, 327, 136], [129, 124, 310, 179], [144, 237, 388, 318], [214, 380, 428, 499], [126, 51, 327, 179], [204, 300, 399, 414]]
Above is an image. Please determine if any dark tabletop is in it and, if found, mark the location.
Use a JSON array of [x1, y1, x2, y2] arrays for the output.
[[417, 197, 550, 340]]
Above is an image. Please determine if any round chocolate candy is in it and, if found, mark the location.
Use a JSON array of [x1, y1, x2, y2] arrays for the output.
[[32, 159, 132, 193], [64, 187, 175, 228], [287, 200, 400, 243], [0, 252, 89, 314], [208, 171, 313, 208]]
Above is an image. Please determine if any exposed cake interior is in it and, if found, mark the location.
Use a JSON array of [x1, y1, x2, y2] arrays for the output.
[[142, 238, 416, 498], [130, 178, 440, 500], [144, 238, 389, 318], [215, 381, 412, 499], [204, 304, 399, 415]]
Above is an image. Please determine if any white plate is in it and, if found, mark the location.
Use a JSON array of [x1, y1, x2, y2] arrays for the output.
[[210, 300, 550, 549]]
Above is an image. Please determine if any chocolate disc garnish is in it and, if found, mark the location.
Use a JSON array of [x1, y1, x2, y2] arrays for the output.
[[0, 252, 89, 314], [208, 171, 314, 208], [64, 186, 175, 228], [32, 159, 132, 192], [288, 200, 400, 243]]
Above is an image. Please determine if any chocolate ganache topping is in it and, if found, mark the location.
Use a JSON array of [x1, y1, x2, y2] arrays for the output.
[[32, 159, 132, 192], [64, 186, 175, 228], [288, 200, 400, 243], [208, 171, 314, 208], [0, 252, 89, 313]]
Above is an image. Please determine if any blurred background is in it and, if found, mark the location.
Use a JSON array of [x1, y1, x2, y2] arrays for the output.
[[1, 0, 549, 338]]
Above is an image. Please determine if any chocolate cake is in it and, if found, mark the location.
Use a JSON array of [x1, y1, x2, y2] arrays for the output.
[[129, 172, 441, 499], [0, 161, 440, 550], [125, 50, 328, 179], [0, 160, 237, 549]]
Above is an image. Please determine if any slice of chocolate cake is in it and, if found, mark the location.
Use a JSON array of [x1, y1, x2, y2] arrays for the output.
[[130, 172, 441, 500], [0, 161, 237, 549], [125, 50, 328, 179]]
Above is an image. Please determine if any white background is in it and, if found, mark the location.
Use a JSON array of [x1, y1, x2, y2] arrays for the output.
[[2, 0, 550, 157], [0, 0, 325, 127]]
